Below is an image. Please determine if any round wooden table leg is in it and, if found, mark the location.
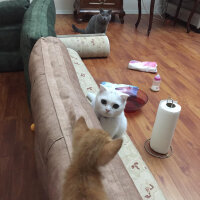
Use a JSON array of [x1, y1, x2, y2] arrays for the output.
[[135, 0, 141, 28], [147, 0, 155, 36], [119, 11, 125, 24]]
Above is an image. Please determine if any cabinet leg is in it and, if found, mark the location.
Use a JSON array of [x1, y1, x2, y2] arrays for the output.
[[75, 13, 84, 23], [111, 14, 115, 22], [119, 11, 125, 24], [187, 0, 199, 33], [73, 10, 78, 18], [173, 0, 183, 26]]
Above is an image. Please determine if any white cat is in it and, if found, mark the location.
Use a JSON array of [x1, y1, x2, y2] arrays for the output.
[[87, 84, 129, 139]]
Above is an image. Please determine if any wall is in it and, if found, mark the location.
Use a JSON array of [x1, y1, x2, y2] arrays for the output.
[[54, 0, 163, 14]]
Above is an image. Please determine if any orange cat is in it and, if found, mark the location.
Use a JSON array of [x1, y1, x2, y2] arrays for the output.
[[62, 117, 123, 200]]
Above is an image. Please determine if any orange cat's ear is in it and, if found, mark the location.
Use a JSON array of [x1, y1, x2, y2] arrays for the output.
[[73, 117, 89, 139], [98, 138, 123, 166]]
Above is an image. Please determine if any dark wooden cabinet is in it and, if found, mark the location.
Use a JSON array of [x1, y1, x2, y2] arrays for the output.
[[73, 0, 125, 24]]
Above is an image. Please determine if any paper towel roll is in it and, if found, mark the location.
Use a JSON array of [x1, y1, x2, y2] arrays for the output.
[[150, 99, 181, 154]]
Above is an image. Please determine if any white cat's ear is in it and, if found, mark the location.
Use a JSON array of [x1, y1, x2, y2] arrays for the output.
[[98, 138, 123, 166], [120, 93, 129, 101], [99, 84, 108, 92]]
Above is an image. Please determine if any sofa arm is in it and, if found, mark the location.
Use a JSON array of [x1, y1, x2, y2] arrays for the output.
[[0, 0, 30, 25], [20, 0, 56, 104]]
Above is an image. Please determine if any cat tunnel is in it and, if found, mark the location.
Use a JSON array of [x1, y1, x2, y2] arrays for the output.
[[57, 33, 110, 58]]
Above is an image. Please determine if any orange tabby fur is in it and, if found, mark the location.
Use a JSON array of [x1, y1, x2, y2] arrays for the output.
[[62, 117, 123, 200]]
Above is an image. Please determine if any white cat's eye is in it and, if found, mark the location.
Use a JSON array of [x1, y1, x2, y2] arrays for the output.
[[101, 99, 107, 105], [113, 104, 119, 109]]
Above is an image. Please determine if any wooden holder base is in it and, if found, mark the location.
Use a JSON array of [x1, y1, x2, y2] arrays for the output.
[[144, 139, 173, 159]]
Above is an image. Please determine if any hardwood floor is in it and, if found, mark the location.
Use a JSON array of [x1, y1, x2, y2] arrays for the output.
[[56, 14, 200, 199], [0, 73, 47, 200], [0, 14, 199, 199]]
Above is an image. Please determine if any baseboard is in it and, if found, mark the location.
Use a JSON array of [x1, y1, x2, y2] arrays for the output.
[[56, 9, 161, 15], [56, 10, 73, 14]]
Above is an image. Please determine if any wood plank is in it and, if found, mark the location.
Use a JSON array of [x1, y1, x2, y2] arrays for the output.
[[55, 14, 200, 199], [0, 72, 47, 200], [0, 14, 199, 200]]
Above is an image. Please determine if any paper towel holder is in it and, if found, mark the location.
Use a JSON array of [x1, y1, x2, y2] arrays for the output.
[[166, 98, 176, 108], [144, 139, 173, 159], [144, 97, 178, 158]]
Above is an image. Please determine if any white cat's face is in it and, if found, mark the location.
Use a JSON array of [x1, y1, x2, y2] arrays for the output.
[[95, 85, 129, 118]]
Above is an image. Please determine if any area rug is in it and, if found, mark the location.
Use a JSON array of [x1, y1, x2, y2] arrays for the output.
[[68, 48, 166, 200]]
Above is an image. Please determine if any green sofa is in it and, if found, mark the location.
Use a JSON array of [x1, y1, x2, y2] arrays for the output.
[[0, 0, 56, 104], [0, 0, 30, 72], [20, 0, 56, 103]]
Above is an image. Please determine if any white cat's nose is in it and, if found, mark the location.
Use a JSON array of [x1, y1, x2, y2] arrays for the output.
[[106, 109, 110, 113]]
